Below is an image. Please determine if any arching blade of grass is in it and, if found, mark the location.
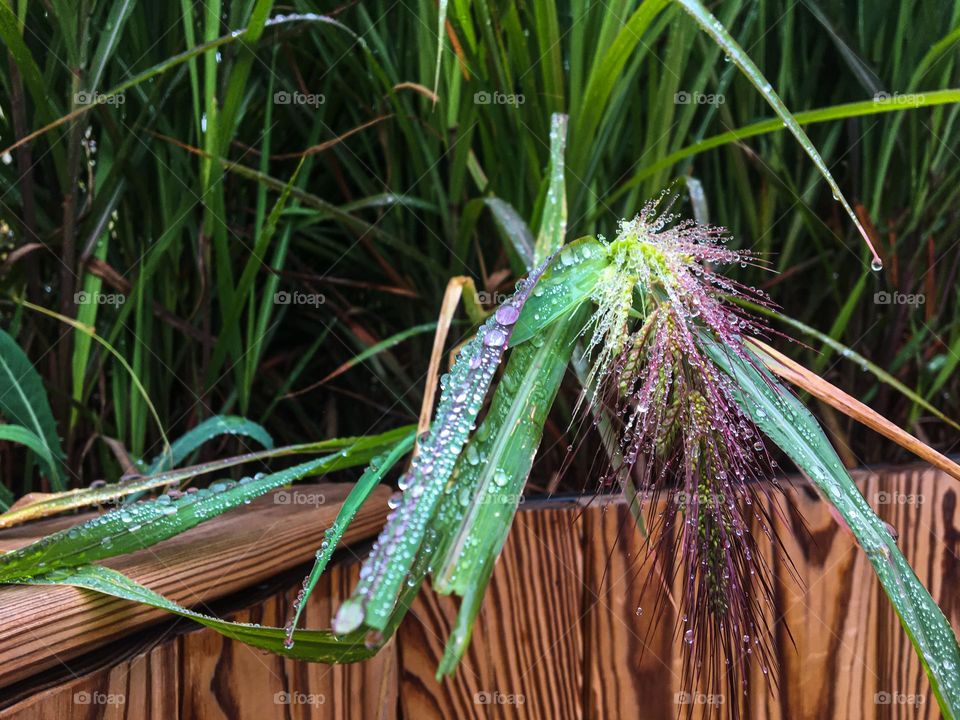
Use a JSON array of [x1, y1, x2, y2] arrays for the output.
[[14, 558, 422, 662], [432, 125, 588, 670], [703, 337, 960, 719], [0, 13, 358, 157], [674, 0, 882, 265], [608, 89, 960, 204], [0, 428, 416, 580], [145, 415, 274, 474], [17, 299, 170, 459], [0, 328, 65, 488], [0, 426, 56, 505], [0, 426, 415, 528]]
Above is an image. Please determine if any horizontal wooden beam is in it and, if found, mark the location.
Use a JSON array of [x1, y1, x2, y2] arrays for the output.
[[0, 483, 391, 688]]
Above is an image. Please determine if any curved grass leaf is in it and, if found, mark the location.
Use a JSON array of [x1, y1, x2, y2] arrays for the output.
[[14, 559, 421, 662], [703, 338, 960, 718], [674, 0, 882, 264], [612, 90, 960, 201], [0, 328, 65, 488], [147, 415, 274, 474], [0, 427, 415, 580], [0, 427, 414, 528]]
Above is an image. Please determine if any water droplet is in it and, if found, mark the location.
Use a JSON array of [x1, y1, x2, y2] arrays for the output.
[[870, 257, 883, 272]]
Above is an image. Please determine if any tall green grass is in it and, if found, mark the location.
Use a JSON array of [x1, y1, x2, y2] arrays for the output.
[[0, 0, 956, 488]]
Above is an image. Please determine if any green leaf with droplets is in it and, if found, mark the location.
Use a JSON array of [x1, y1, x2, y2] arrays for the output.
[[432, 307, 589, 674], [673, 0, 881, 263], [334, 262, 550, 634], [703, 338, 960, 718], [285, 430, 415, 644], [0, 429, 414, 528], [15, 563, 421, 662], [147, 415, 274, 474], [510, 236, 610, 347], [533, 113, 569, 264], [0, 427, 414, 581]]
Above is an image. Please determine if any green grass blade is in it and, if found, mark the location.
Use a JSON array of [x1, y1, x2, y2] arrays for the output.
[[433, 306, 588, 673], [674, 0, 886, 264], [533, 113, 569, 264], [0, 429, 415, 581], [334, 259, 552, 634], [609, 90, 960, 202], [16, 562, 419, 662], [704, 338, 960, 718], [0, 427, 416, 527], [0, 328, 65, 488], [146, 415, 275, 474]]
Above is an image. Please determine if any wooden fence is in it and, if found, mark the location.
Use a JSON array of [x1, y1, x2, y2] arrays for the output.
[[0, 465, 956, 719]]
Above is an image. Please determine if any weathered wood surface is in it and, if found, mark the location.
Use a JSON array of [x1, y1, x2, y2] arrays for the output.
[[0, 466, 957, 719]]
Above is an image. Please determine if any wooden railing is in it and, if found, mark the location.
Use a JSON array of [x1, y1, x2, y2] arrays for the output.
[[0, 465, 956, 719]]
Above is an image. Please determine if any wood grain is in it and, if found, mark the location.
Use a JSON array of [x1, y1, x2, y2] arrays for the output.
[[397, 508, 584, 720], [0, 467, 957, 720]]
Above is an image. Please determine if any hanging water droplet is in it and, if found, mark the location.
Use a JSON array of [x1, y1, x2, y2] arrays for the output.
[[870, 257, 883, 272]]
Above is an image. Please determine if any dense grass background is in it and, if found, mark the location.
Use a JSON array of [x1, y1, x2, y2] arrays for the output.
[[0, 0, 957, 495]]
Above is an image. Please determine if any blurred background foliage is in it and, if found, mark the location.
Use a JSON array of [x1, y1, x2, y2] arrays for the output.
[[0, 0, 957, 495]]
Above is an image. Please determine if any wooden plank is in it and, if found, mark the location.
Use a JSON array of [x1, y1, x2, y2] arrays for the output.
[[0, 483, 392, 689], [179, 560, 398, 720], [397, 508, 584, 719], [581, 469, 960, 720], [0, 468, 957, 719], [0, 641, 178, 720]]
